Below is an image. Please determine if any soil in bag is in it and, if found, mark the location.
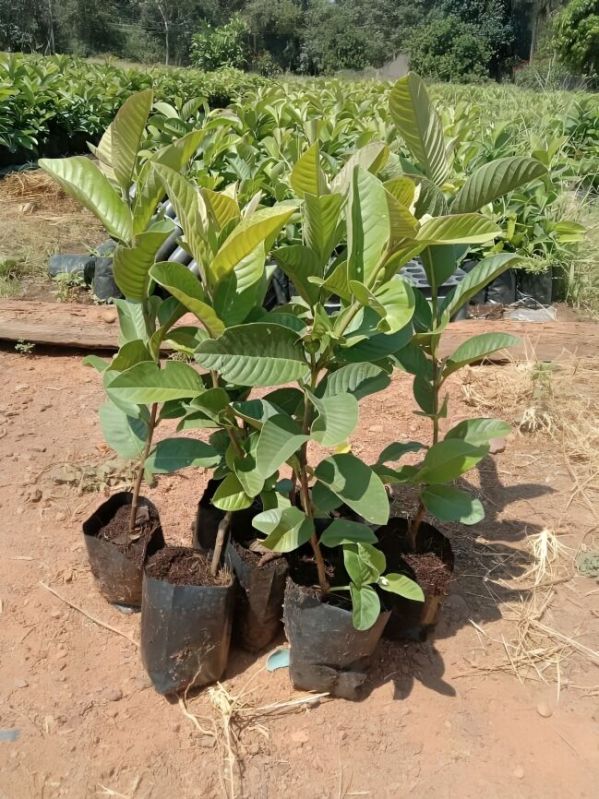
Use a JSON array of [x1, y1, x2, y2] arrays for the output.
[[228, 541, 288, 653], [283, 578, 389, 701], [141, 547, 235, 696], [376, 518, 454, 642], [83, 492, 164, 608]]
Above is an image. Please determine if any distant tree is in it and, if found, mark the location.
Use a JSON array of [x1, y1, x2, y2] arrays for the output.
[[554, 0, 599, 75], [301, 0, 379, 73], [191, 16, 249, 70], [56, 0, 124, 55], [243, 0, 304, 71]]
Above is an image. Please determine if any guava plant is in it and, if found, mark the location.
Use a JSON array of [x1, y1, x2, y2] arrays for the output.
[[373, 73, 551, 546]]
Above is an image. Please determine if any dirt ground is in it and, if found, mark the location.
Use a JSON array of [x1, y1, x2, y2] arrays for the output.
[[1, 339, 598, 799]]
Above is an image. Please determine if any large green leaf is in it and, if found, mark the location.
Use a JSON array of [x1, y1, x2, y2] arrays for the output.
[[443, 332, 518, 377], [147, 437, 220, 473], [290, 142, 327, 198], [349, 584, 381, 631], [111, 89, 153, 193], [421, 484, 485, 525], [153, 164, 208, 270], [150, 261, 225, 337], [372, 276, 415, 333], [256, 414, 309, 477], [318, 363, 391, 400], [452, 157, 548, 214], [110, 339, 152, 372], [378, 573, 424, 601], [304, 193, 344, 266], [389, 73, 449, 186], [319, 519, 377, 547], [99, 402, 147, 460], [273, 244, 322, 306], [113, 220, 173, 301], [310, 392, 359, 447], [347, 167, 390, 286], [195, 323, 309, 387], [39, 157, 132, 243], [133, 129, 204, 235], [440, 253, 524, 317], [212, 473, 252, 511], [414, 440, 488, 484], [315, 454, 389, 525], [107, 360, 204, 404], [376, 441, 425, 464], [253, 506, 314, 552], [213, 243, 267, 326], [417, 214, 501, 245], [211, 205, 296, 283], [339, 324, 412, 363], [445, 418, 511, 446], [344, 543, 386, 585]]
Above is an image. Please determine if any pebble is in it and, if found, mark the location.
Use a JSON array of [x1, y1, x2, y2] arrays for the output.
[[13, 678, 28, 689], [98, 687, 123, 703], [368, 425, 383, 433], [513, 766, 525, 779], [489, 437, 506, 454], [101, 311, 117, 324], [536, 701, 552, 718], [55, 512, 66, 522]]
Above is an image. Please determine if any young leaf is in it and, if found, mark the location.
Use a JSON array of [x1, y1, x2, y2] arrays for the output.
[[320, 519, 377, 547], [195, 323, 309, 387], [256, 414, 309, 477], [290, 142, 328, 198], [150, 261, 225, 337], [343, 543, 386, 586], [310, 392, 359, 447], [315, 454, 390, 525], [421, 484, 485, 525], [212, 473, 253, 511], [147, 438, 220, 473], [349, 584, 381, 631], [99, 402, 147, 459], [443, 332, 518, 377], [39, 157, 132, 243], [304, 193, 344, 265], [414, 439, 488, 484], [445, 418, 511, 446], [111, 89, 153, 193], [83, 355, 110, 373], [378, 573, 424, 601], [347, 167, 390, 286], [253, 506, 314, 552], [376, 441, 425, 464], [452, 157, 547, 214], [106, 361, 204, 404], [273, 245, 322, 306], [113, 220, 174, 301], [332, 141, 389, 194], [389, 73, 449, 186], [440, 253, 525, 318], [417, 214, 501, 245]]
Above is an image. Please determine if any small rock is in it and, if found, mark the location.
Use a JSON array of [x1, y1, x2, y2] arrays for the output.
[[536, 701, 552, 718], [13, 678, 28, 689], [101, 311, 117, 325], [50, 610, 61, 619], [56, 649, 68, 660], [98, 688, 123, 703], [55, 512, 66, 523], [26, 488, 43, 503], [513, 766, 525, 780], [489, 437, 506, 454], [368, 425, 383, 433]]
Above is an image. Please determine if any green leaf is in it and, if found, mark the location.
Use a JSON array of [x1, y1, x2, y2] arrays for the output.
[[417, 214, 501, 245], [310, 391, 359, 447], [384, 175, 417, 208], [440, 253, 525, 317], [202, 187, 240, 230], [147, 438, 220, 473], [414, 440, 488, 484], [347, 167, 390, 286], [413, 375, 435, 414], [233, 449, 264, 498], [290, 142, 327, 198], [389, 73, 449, 186], [445, 418, 511, 446], [378, 573, 424, 601], [332, 141, 390, 194], [444, 333, 518, 377], [339, 325, 412, 363], [452, 157, 548, 214], [377, 441, 424, 464], [344, 543, 386, 586], [83, 354, 109, 373], [110, 339, 152, 372], [113, 220, 173, 301], [111, 89, 153, 193], [315, 454, 389, 525], [320, 519, 377, 547], [195, 323, 309, 387], [212, 474, 252, 511], [256, 414, 309, 477], [421, 485, 485, 525], [349, 584, 381, 631], [311, 480, 342, 514], [318, 363, 391, 400], [39, 157, 132, 243], [253, 506, 314, 552], [212, 205, 296, 283], [304, 193, 344, 265], [372, 276, 415, 333], [150, 261, 225, 337], [99, 402, 147, 460], [107, 361, 204, 404], [152, 164, 207, 269], [273, 245, 322, 306]]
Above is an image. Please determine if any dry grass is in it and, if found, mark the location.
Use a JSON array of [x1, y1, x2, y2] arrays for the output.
[[0, 169, 104, 298]]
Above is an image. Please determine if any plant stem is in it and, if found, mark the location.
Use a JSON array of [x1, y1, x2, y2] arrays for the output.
[[129, 402, 158, 534], [409, 501, 426, 551], [211, 511, 232, 577]]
